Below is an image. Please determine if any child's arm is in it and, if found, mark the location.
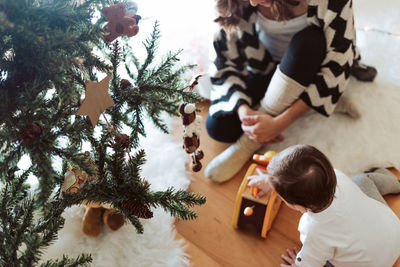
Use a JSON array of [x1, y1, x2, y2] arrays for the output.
[[247, 174, 271, 198], [291, 234, 334, 267]]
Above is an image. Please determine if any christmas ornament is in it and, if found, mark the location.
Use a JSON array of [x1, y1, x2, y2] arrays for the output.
[[121, 199, 153, 219], [60, 153, 97, 195], [101, 2, 139, 43], [114, 134, 131, 149], [188, 74, 203, 91], [179, 103, 204, 172], [120, 79, 132, 89], [18, 122, 43, 144], [76, 74, 114, 128], [60, 166, 88, 194]]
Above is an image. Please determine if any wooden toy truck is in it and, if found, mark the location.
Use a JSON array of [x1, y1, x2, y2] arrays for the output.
[[232, 151, 282, 238]]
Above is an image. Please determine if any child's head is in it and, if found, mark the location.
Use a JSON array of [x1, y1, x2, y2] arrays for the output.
[[267, 144, 336, 213]]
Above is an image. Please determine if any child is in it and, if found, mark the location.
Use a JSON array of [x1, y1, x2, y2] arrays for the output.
[[248, 144, 400, 267]]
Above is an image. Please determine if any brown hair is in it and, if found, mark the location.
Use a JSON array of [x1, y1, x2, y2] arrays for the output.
[[267, 145, 337, 212], [214, 0, 300, 30]]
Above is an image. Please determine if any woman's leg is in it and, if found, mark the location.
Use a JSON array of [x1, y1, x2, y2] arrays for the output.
[[352, 168, 400, 205], [261, 25, 326, 115], [205, 74, 270, 182], [206, 72, 271, 143], [205, 26, 327, 183], [206, 113, 243, 143]]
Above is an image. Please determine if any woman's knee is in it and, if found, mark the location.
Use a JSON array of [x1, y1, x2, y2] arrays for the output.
[[294, 26, 325, 53], [280, 26, 326, 85], [206, 113, 243, 143]]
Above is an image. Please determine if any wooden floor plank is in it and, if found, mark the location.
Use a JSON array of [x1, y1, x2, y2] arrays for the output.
[[175, 233, 222, 267]]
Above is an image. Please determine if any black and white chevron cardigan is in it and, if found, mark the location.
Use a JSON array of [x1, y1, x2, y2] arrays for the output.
[[210, 0, 360, 117]]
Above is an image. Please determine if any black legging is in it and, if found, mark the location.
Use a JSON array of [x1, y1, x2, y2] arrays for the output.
[[206, 25, 326, 142]]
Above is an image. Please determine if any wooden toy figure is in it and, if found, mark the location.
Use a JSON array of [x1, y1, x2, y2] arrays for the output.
[[232, 151, 282, 238], [179, 102, 204, 172]]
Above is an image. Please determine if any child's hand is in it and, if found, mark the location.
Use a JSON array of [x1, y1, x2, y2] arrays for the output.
[[281, 247, 300, 267], [247, 174, 271, 198]]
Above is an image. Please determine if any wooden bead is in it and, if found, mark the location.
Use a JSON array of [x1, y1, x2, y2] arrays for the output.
[[244, 207, 254, 216], [195, 149, 204, 161], [191, 162, 202, 172]]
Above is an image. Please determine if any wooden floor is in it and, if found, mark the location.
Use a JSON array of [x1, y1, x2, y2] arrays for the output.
[[173, 101, 400, 267]]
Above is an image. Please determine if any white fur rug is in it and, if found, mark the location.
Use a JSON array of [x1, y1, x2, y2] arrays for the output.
[[41, 117, 191, 267]]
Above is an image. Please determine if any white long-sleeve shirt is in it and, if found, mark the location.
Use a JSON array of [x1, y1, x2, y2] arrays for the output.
[[295, 169, 400, 267]]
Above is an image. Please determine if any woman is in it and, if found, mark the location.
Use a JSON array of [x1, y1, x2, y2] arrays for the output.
[[205, 0, 377, 183]]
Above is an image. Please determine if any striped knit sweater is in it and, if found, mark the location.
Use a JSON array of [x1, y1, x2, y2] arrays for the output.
[[210, 0, 360, 117]]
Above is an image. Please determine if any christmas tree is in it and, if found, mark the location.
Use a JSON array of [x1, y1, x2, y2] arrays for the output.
[[0, 0, 205, 265]]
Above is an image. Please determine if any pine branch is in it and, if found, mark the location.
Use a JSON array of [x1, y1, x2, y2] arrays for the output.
[[137, 21, 161, 80], [127, 149, 146, 180], [11, 195, 36, 263], [41, 254, 92, 267], [124, 213, 144, 234], [20, 234, 42, 267], [149, 188, 206, 220], [109, 146, 125, 185]]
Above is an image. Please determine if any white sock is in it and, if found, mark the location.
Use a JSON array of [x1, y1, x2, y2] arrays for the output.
[[366, 168, 400, 195], [261, 66, 306, 116], [204, 134, 262, 183], [352, 168, 400, 205]]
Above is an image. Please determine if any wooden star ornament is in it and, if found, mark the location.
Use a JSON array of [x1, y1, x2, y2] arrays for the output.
[[76, 75, 114, 128]]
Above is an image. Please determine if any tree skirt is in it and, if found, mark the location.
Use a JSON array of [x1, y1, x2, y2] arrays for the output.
[[41, 118, 191, 267]]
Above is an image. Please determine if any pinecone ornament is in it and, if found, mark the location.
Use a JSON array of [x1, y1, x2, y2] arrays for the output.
[[120, 79, 132, 89], [18, 122, 43, 144], [114, 134, 131, 149], [121, 199, 153, 219]]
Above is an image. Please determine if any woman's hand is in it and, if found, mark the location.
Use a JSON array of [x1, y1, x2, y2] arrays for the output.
[[237, 104, 284, 144], [241, 113, 284, 144], [247, 174, 272, 198], [238, 99, 311, 144], [281, 247, 300, 267], [237, 104, 264, 121]]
